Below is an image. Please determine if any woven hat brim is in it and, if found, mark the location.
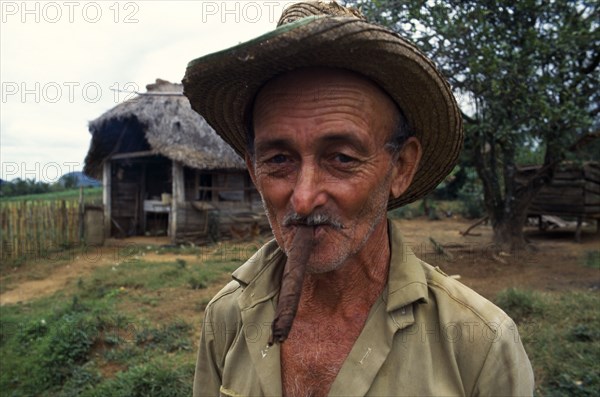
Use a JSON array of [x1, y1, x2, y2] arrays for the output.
[[183, 16, 463, 210]]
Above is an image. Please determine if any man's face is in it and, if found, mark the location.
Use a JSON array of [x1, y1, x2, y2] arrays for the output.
[[248, 68, 416, 273]]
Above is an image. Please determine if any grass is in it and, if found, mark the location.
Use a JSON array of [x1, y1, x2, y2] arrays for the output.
[[582, 250, 600, 269], [0, 187, 103, 203], [495, 287, 546, 323], [0, 242, 246, 397], [494, 289, 600, 396]]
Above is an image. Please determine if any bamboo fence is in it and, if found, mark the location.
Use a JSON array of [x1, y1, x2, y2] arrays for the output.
[[1, 200, 82, 262]]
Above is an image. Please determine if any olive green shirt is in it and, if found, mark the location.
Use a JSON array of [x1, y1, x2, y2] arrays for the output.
[[194, 219, 534, 396]]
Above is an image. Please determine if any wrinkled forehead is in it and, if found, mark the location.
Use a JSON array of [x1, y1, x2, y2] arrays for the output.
[[252, 67, 399, 128], [255, 68, 390, 107]]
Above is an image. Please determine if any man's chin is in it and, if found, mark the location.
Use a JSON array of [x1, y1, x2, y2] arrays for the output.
[[304, 251, 348, 275]]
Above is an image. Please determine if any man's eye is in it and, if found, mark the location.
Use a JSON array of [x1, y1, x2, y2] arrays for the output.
[[334, 153, 355, 163], [268, 154, 288, 164]]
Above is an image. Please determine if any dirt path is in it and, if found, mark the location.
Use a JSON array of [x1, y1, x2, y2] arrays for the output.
[[0, 237, 174, 305], [1, 218, 598, 306]]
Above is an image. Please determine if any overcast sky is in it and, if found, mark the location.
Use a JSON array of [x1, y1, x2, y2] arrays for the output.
[[1, 0, 296, 182]]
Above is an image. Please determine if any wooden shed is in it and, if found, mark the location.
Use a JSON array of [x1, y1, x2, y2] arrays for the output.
[[517, 161, 600, 239], [83, 79, 265, 243]]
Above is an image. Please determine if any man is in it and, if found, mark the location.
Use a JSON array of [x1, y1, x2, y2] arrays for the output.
[[183, 1, 534, 396]]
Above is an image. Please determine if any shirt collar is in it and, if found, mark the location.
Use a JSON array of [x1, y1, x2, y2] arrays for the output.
[[385, 218, 429, 312]]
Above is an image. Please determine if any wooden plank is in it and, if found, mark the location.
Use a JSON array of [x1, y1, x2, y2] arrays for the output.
[[111, 209, 136, 217], [553, 170, 584, 180], [110, 150, 156, 160], [541, 215, 568, 228], [529, 203, 587, 213], [584, 182, 600, 194], [585, 192, 600, 205], [534, 195, 584, 203], [103, 161, 111, 239], [583, 206, 600, 214], [198, 186, 257, 192], [530, 205, 599, 215], [545, 179, 585, 187], [584, 175, 600, 185], [537, 186, 584, 197], [176, 205, 209, 235], [583, 163, 600, 182], [171, 161, 184, 241]]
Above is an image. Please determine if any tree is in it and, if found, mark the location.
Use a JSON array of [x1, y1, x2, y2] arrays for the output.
[[61, 174, 79, 189], [348, 0, 599, 249]]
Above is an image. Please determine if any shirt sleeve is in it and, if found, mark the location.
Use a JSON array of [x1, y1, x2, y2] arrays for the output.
[[471, 318, 535, 396], [193, 304, 223, 397]]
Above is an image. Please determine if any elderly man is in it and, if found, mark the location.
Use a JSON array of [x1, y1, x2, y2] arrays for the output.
[[183, 1, 534, 396]]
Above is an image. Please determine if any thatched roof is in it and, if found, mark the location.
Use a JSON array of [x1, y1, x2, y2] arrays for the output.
[[84, 79, 245, 179]]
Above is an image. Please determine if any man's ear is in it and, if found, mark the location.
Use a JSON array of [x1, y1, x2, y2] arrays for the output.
[[245, 153, 257, 186], [390, 137, 422, 199]]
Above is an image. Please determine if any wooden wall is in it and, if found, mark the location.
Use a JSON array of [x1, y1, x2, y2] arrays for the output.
[[104, 156, 264, 242], [173, 201, 268, 243], [520, 162, 600, 218]]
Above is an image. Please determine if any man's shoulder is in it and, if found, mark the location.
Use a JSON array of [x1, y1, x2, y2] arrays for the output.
[[208, 279, 243, 307], [419, 260, 511, 328], [204, 279, 243, 325]]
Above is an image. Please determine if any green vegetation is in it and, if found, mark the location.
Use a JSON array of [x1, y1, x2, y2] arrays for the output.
[[495, 289, 600, 396], [495, 288, 545, 323], [0, 245, 244, 397], [0, 186, 102, 203], [582, 250, 600, 270]]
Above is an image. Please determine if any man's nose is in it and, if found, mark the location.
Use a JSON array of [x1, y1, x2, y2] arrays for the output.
[[291, 162, 327, 216]]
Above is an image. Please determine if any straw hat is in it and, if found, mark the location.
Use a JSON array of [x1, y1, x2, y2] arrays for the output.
[[183, 1, 463, 210]]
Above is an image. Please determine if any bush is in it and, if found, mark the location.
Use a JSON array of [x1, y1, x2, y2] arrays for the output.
[[495, 288, 544, 323], [82, 360, 193, 397], [188, 276, 208, 290], [582, 250, 600, 269], [41, 313, 98, 385], [135, 320, 193, 353], [457, 168, 485, 219], [57, 365, 102, 397]]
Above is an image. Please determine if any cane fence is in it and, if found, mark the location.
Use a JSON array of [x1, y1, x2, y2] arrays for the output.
[[1, 200, 81, 262]]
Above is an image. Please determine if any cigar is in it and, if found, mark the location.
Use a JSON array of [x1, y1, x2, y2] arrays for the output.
[[269, 227, 314, 345]]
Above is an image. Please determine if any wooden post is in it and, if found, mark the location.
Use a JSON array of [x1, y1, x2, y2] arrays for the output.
[[575, 216, 583, 243], [78, 186, 85, 243], [103, 160, 112, 239], [140, 163, 147, 233], [244, 173, 252, 209], [212, 173, 218, 203], [171, 161, 184, 242], [61, 200, 68, 247]]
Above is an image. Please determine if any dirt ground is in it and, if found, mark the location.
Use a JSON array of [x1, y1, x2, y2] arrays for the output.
[[1, 217, 598, 308], [395, 217, 599, 298]]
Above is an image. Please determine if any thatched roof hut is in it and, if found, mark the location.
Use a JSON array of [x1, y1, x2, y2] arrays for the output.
[[83, 79, 261, 243], [84, 79, 244, 179]]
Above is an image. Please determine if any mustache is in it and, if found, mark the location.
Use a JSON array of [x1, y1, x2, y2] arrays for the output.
[[282, 212, 344, 230]]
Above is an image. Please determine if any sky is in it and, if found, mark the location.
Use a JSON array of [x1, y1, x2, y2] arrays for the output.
[[1, 0, 296, 182]]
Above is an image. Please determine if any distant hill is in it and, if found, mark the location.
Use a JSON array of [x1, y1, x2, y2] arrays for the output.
[[59, 172, 101, 188]]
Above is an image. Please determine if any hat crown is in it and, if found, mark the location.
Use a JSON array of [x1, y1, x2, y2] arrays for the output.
[[277, 1, 366, 27]]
